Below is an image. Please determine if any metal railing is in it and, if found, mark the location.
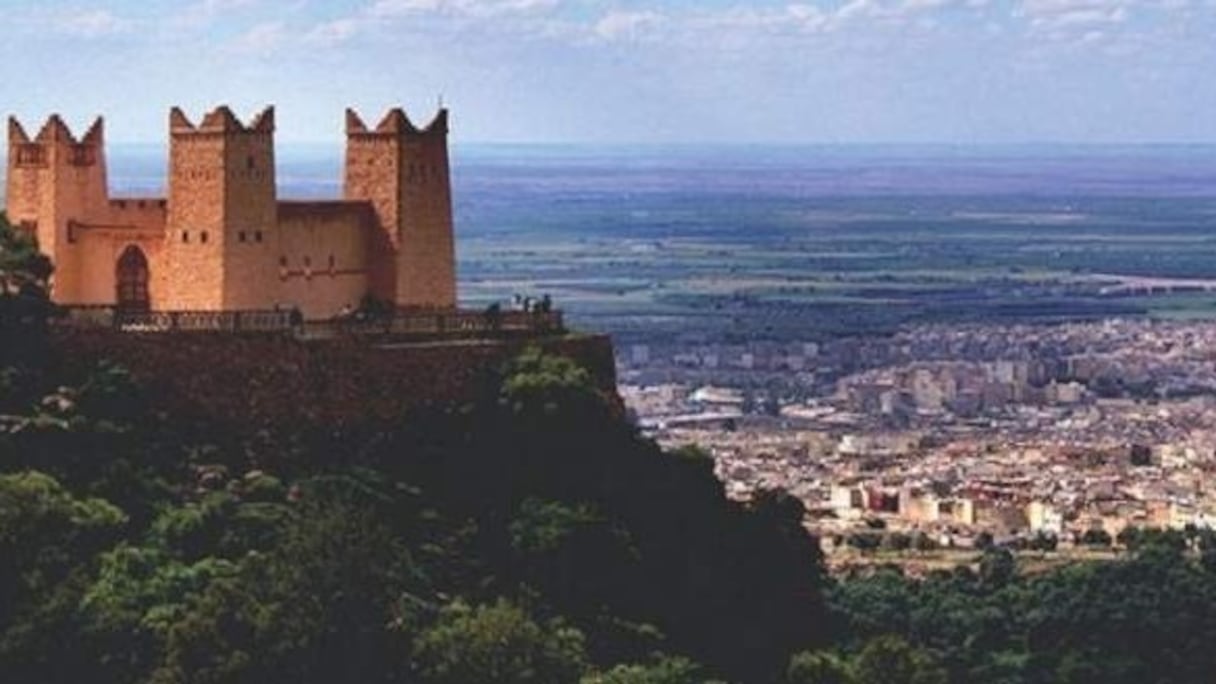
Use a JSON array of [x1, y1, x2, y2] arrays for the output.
[[59, 305, 564, 339]]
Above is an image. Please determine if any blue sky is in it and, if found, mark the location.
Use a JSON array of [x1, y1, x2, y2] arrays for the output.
[[3, 0, 1215, 143]]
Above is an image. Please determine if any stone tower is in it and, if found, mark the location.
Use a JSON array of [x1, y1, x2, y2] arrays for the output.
[[5, 115, 108, 301], [344, 108, 456, 309], [163, 106, 278, 310]]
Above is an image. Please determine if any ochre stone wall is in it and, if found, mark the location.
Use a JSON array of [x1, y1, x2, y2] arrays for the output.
[[164, 125, 226, 310], [396, 118, 457, 309], [73, 228, 165, 305], [217, 112, 278, 311], [5, 116, 109, 304], [7, 105, 459, 318], [51, 330, 619, 429], [277, 202, 373, 318], [343, 109, 456, 309], [345, 124, 401, 301]]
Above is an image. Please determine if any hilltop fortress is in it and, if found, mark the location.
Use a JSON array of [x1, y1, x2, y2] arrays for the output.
[[5, 105, 456, 319]]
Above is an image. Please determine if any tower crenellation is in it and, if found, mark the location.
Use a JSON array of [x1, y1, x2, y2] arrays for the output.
[[344, 107, 456, 308], [6, 113, 109, 301], [164, 105, 278, 310], [6, 104, 457, 318]]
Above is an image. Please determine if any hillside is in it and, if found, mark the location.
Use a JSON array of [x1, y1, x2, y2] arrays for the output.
[[0, 213, 826, 683], [12, 213, 1216, 683]]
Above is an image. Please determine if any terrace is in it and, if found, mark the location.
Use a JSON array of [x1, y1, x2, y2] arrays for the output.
[[59, 306, 565, 341]]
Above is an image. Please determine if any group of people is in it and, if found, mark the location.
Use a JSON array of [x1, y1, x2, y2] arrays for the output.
[[511, 293, 553, 313], [481, 293, 557, 332], [274, 295, 555, 335]]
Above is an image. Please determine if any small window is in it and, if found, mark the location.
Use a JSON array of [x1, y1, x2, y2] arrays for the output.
[[182, 231, 189, 243], [255, 231, 264, 243], [238, 231, 247, 243], [200, 231, 209, 244], [279, 256, 288, 268]]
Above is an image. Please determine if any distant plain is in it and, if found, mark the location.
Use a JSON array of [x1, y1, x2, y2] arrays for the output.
[[12, 143, 1216, 345]]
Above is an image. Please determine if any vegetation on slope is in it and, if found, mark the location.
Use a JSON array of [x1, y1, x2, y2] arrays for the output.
[[10, 213, 1216, 683], [0, 213, 824, 683]]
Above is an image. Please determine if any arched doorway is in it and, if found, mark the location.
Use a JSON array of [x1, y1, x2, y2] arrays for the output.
[[116, 245, 150, 312]]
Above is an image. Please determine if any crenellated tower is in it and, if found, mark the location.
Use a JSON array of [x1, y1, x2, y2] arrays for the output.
[[5, 114, 108, 301], [344, 108, 456, 309], [5, 104, 460, 318], [163, 106, 278, 310]]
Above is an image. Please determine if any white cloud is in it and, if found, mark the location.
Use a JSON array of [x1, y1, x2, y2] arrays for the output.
[[368, 0, 439, 13], [1057, 7, 1127, 25], [275, 0, 567, 54], [304, 18, 360, 46], [903, 0, 957, 11], [687, 4, 837, 36], [594, 10, 664, 41], [835, 0, 884, 22], [59, 9, 129, 37], [1019, 0, 1132, 29], [176, 0, 259, 28], [368, 0, 559, 19], [230, 21, 287, 55]]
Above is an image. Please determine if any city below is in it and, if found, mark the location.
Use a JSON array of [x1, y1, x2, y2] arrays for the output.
[[620, 318, 1216, 573]]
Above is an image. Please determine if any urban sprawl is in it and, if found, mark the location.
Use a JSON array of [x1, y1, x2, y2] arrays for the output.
[[619, 319, 1216, 572]]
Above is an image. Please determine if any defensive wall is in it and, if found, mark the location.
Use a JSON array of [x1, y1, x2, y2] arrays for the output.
[[51, 327, 618, 430]]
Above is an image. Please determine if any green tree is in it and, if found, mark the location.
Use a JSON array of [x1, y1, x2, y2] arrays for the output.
[[150, 477, 425, 684], [852, 636, 946, 684], [580, 655, 705, 684], [978, 548, 1017, 588], [413, 599, 588, 684], [0, 213, 54, 374], [1080, 529, 1112, 547], [787, 650, 854, 684], [78, 545, 239, 683], [0, 471, 126, 682], [500, 346, 611, 421]]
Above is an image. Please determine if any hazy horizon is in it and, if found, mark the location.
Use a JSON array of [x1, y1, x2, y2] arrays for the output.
[[3, 1, 1216, 145]]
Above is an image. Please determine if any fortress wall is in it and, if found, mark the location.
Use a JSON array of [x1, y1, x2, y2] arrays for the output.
[[276, 202, 373, 318], [72, 227, 165, 305], [164, 134, 226, 310], [57, 200, 171, 306], [39, 159, 97, 303], [12, 106, 460, 315], [51, 330, 619, 429], [219, 130, 278, 311], [344, 134, 401, 301], [5, 145, 41, 226], [103, 199, 167, 232], [396, 132, 456, 308]]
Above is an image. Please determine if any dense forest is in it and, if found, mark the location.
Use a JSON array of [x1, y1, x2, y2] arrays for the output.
[[7, 212, 1216, 683]]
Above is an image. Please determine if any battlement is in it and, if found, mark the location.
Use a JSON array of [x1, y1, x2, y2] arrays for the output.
[[8, 114, 102, 145], [8, 117, 30, 144], [346, 107, 448, 138], [7, 103, 457, 319], [8, 114, 104, 166], [170, 105, 275, 136]]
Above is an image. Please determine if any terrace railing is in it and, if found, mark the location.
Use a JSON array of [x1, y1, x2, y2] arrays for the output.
[[59, 305, 564, 340]]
